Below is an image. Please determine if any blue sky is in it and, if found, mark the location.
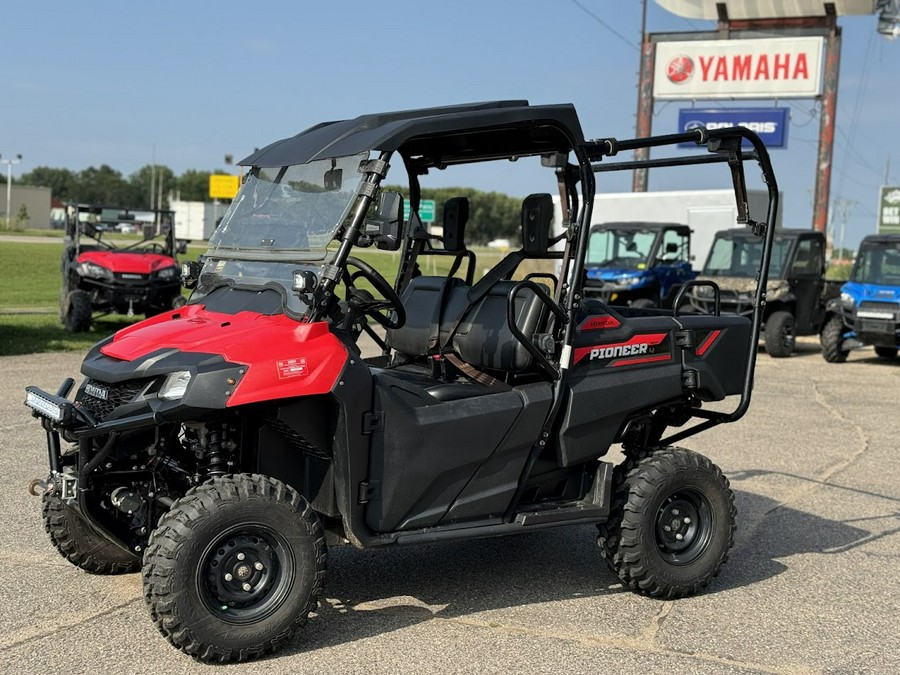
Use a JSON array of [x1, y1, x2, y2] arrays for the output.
[[3, 1, 897, 250]]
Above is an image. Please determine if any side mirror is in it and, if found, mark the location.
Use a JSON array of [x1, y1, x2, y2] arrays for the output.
[[324, 167, 343, 191], [181, 260, 202, 289], [367, 191, 402, 251], [665, 242, 679, 254]]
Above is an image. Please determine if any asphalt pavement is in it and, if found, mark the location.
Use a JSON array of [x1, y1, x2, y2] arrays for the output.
[[1, 337, 898, 674]]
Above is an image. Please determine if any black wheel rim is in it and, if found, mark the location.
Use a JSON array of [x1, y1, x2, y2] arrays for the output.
[[781, 321, 795, 349], [198, 524, 295, 624], [654, 488, 714, 565]]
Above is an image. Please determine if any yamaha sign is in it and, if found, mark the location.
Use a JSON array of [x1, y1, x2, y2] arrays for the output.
[[677, 108, 790, 148], [654, 37, 825, 99]]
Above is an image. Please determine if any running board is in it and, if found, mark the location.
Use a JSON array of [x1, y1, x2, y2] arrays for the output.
[[514, 503, 609, 526], [393, 511, 609, 546], [388, 463, 613, 546]]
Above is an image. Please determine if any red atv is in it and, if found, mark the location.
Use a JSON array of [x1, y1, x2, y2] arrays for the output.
[[26, 102, 778, 662], [59, 204, 186, 332]]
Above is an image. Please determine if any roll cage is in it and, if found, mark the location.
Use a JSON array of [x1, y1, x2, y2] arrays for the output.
[[240, 103, 777, 448]]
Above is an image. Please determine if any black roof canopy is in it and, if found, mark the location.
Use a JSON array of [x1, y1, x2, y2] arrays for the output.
[[590, 221, 691, 234], [860, 233, 900, 244], [239, 101, 585, 169], [717, 227, 820, 240]]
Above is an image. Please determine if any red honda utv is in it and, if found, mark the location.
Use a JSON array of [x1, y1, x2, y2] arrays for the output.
[[59, 204, 185, 332], [26, 101, 778, 662]]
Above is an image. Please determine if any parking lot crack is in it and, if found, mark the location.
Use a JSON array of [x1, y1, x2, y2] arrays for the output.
[[440, 614, 809, 673], [641, 601, 673, 644], [765, 380, 869, 514], [0, 598, 141, 652]]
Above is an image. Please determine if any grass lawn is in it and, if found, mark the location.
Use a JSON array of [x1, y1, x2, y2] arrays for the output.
[[0, 239, 542, 357]]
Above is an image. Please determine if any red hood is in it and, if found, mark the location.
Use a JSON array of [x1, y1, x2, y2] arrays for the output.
[[78, 250, 176, 274], [99, 304, 348, 406]]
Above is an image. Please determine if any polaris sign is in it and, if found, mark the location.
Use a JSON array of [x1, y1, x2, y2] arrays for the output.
[[677, 108, 789, 149]]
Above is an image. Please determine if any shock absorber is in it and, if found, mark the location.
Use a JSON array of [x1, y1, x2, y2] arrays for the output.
[[204, 424, 228, 477]]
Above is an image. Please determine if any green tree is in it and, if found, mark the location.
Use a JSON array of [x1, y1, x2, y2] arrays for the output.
[[384, 185, 523, 245], [76, 165, 140, 206], [176, 169, 218, 202], [19, 167, 79, 202], [15, 203, 30, 229], [129, 165, 176, 209]]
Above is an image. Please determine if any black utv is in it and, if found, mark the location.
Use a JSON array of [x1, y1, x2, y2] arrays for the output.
[[25, 101, 779, 662]]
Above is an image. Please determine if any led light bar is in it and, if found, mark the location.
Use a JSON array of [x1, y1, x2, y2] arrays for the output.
[[25, 390, 64, 422], [857, 311, 895, 320]]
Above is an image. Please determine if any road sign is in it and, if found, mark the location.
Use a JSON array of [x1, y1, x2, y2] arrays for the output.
[[677, 107, 789, 148], [402, 198, 436, 223], [878, 186, 900, 235], [654, 37, 825, 100], [209, 174, 240, 200]]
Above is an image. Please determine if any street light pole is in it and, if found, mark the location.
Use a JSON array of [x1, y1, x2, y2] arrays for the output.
[[1, 153, 24, 225]]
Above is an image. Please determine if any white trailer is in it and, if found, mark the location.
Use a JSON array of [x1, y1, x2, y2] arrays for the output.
[[172, 200, 225, 242], [553, 189, 781, 266]]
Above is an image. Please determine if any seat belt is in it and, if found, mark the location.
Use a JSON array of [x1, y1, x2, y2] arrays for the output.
[[435, 251, 526, 392], [443, 353, 511, 392]]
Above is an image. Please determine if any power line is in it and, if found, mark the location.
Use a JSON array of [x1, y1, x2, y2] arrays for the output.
[[568, 0, 641, 51]]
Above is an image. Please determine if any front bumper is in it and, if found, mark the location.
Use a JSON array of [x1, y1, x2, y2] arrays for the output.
[[839, 303, 900, 348], [687, 290, 754, 317], [81, 277, 182, 312]]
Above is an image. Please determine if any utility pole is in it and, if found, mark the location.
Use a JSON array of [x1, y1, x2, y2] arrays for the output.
[[831, 197, 857, 259], [1, 153, 24, 225]]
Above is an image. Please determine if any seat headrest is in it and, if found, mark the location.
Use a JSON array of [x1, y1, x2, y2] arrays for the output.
[[442, 197, 469, 253], [521, 193, 553, 254]]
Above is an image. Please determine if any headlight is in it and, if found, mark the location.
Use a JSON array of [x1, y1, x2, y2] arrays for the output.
[[158, 371, 192, 400], [840, 292, 855, 307], [156, 266, 178, 280], [616, 275, 642, 288], [77, 261, 113, 279]]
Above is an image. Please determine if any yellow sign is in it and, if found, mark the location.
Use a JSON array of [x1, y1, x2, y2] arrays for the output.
[[208, 174, 240, 200]]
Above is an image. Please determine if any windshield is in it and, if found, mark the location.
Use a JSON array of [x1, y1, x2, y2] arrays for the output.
[[851, 241, 900, 285], [190, 258, 320, 316], [191, 152, 370, 316], [704, 236, 792, 278], [207, 152, 368, 261], [587, 228, 657, 269]]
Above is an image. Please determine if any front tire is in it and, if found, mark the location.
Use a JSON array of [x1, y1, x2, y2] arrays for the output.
[[143, 474, 326, 663], [42, 493, 140, 574], [598, 447, 736, 599], [764, 310, 795, 358], [63, 290, 93, 333], [820, 315, 849, 363], [874, 346, 898, 359]]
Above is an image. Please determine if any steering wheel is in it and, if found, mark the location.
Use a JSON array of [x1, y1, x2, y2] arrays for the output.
[[143, 242, 168, 254], [344, 256, 406, 330]]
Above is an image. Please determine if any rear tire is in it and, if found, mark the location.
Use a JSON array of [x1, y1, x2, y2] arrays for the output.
[[598, 447, 736, 598], [42, 493, 140, 574], [764, 310, 795, 358], [64, 290, 93, 333], [820, 315, 849, 363], [874, 346, 898, 359], [143, 474, 326, 663], [631, 298, 656, 309]]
